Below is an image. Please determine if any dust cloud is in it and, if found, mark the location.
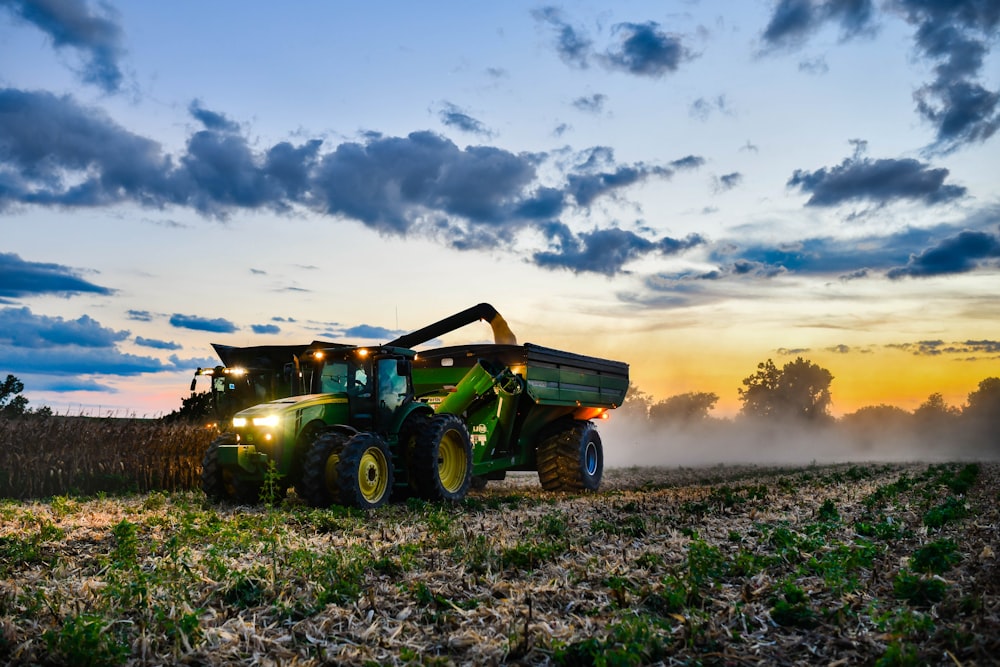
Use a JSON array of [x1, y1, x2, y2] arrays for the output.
[[599, 415, 999, 469]]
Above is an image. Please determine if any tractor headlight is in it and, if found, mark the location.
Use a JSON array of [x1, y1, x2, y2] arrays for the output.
[[232, 417, 248, 428], [252, 414, 281, 428]]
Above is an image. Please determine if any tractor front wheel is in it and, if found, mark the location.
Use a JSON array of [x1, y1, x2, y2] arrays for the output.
[[201, 434, 261, 504], [299, 431, 348, 508], [412, 414, 473, 501], [537, 421, 603, 492], [336, 433, 394, 510]]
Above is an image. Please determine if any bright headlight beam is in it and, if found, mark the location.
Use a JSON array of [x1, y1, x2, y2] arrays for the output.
[[232, 417, 248, 428], [252, 415, 280, 427]]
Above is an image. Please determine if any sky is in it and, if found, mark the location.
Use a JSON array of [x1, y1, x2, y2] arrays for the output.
[[1, 0, 998, 419]]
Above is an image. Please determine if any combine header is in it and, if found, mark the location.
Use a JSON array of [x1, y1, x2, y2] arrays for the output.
[[201, 304, 628, 507]]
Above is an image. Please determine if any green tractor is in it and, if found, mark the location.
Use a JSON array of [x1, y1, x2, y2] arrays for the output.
[[201, 304, 629, 508]]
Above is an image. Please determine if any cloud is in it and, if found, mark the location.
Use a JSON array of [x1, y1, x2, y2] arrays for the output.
[[0, 307, 165, 380], [0, 87, 704, 276], [787, 151, 966, 207], [438, 103, 494, 137], [714, 172, 743, 192], [0, 251, 113, 298], [601, 21, 691, 77], [0, 306, 127, 347], [341, 324, 402, 340], [534, 224, 704, 275], [760, 0, 878, 50], [898, 0, 1000, 152], [0, 0, 126, 92], [887, 227, 1000, 278], [134, 336, 181, 350], [828, 344, 851, 354], [690, 95, 729, 121], [126, 309, 152, 321], [884, 339, 1000, 357], [250, 323, 281, 334], [169, 314, 239, 333], [533, 8, 693, 77], [573, 93, 607, 113], [532, 6, 593, 68], [189, 99, 240, 132]]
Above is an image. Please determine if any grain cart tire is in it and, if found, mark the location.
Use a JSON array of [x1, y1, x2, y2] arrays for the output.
[[412, 413, 473, 501], [299, 431, 348, 508], [537, 421, 603, 492], [336, 433, 394, 510], [201, 434, 261, 504]]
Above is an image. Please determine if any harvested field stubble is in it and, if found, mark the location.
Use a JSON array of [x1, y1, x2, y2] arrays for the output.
[[1, 462, 998, 665]]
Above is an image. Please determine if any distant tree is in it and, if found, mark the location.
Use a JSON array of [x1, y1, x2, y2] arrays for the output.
[[964, 377, 1000, 419], [963, 378, 1000, 448], [163, 391, 213, 423], [650, 391, 719, 423], [1, 374, 30, 417], [738, 357, 833, 421], [615, 382, 652, 424], [913, 392, 960, 422], [0, 374, 50, 417], [841, 404, 912, 429]]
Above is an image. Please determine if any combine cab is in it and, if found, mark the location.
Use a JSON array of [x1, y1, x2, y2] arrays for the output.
[[200, 305, 628, 507]]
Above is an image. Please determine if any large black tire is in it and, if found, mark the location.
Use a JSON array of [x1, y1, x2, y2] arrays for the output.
[[412, 413, 473, 502], [201, 434, 262, 504], [298, 431, 348, 508], [537, 421, 603, 492], [336, 433, 394, 510]]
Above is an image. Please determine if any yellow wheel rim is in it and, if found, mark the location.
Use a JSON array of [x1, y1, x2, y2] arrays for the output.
[[324, 452, 340, 494], [437, 430, 467, 493], [358, 447, 389, 503]]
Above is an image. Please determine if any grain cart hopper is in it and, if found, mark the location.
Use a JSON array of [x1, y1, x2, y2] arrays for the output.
[[190, 341, 336, 424], [201, 304, 628, 508]]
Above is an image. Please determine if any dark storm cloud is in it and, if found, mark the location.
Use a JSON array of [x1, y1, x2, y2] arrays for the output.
[[0, 251, 113, 298], [573, 93, 607, 113], [534, 224, 704, 275], [761, 0, 878, 49], [897, 0, 1000, 151], [169, 314, 238, 334], [0, 87, 705, 276], [787, 153, 966, 206], [0, 0, 126, 92], [0, 306, 127, 347], [533, 8, 693, 77], [126, 309, 152, 321], [250, 323, 280, 334], [134, 336, 181, 350], [439, 103, 493, 137], [887, 227, 1000, 278], [312, 131, 539, 233]]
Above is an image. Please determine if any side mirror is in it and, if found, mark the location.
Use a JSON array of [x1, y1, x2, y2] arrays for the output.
[[190, 374, 198, 392], [397, 359, 411, 376]]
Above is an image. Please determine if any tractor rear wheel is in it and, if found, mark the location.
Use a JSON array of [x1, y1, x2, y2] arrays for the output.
[[299, 431, 348, 508], [412, 413, 473, 501], [201, 434, 262, 504], [537, 421, 603, 492], [336, 433, 394, 509]]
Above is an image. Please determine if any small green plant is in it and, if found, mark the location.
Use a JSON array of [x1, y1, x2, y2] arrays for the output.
[[910, 539, 960, 574], [922, 497, 967, 529], [817, 498, 839, 522], [552, 614, 673, 666], [769, 583, 817, 629], [43, 614, 130, 667], [893, 570, 947, 606]]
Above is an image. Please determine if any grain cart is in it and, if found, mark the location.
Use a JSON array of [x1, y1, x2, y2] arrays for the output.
[[190, 342, 335, 424], [201, 304, 628, 508]]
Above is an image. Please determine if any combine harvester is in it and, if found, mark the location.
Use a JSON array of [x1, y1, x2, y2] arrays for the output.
[[201, 304, 629, 508]]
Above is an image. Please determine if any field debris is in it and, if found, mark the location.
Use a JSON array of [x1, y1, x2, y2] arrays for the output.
[[1, 462, 998, 665]]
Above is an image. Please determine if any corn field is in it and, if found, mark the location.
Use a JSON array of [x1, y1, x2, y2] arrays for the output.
[[0, 416, 214, 498]]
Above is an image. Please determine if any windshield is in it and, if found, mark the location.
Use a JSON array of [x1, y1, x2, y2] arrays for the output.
[[317, 358, 370, 395]]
